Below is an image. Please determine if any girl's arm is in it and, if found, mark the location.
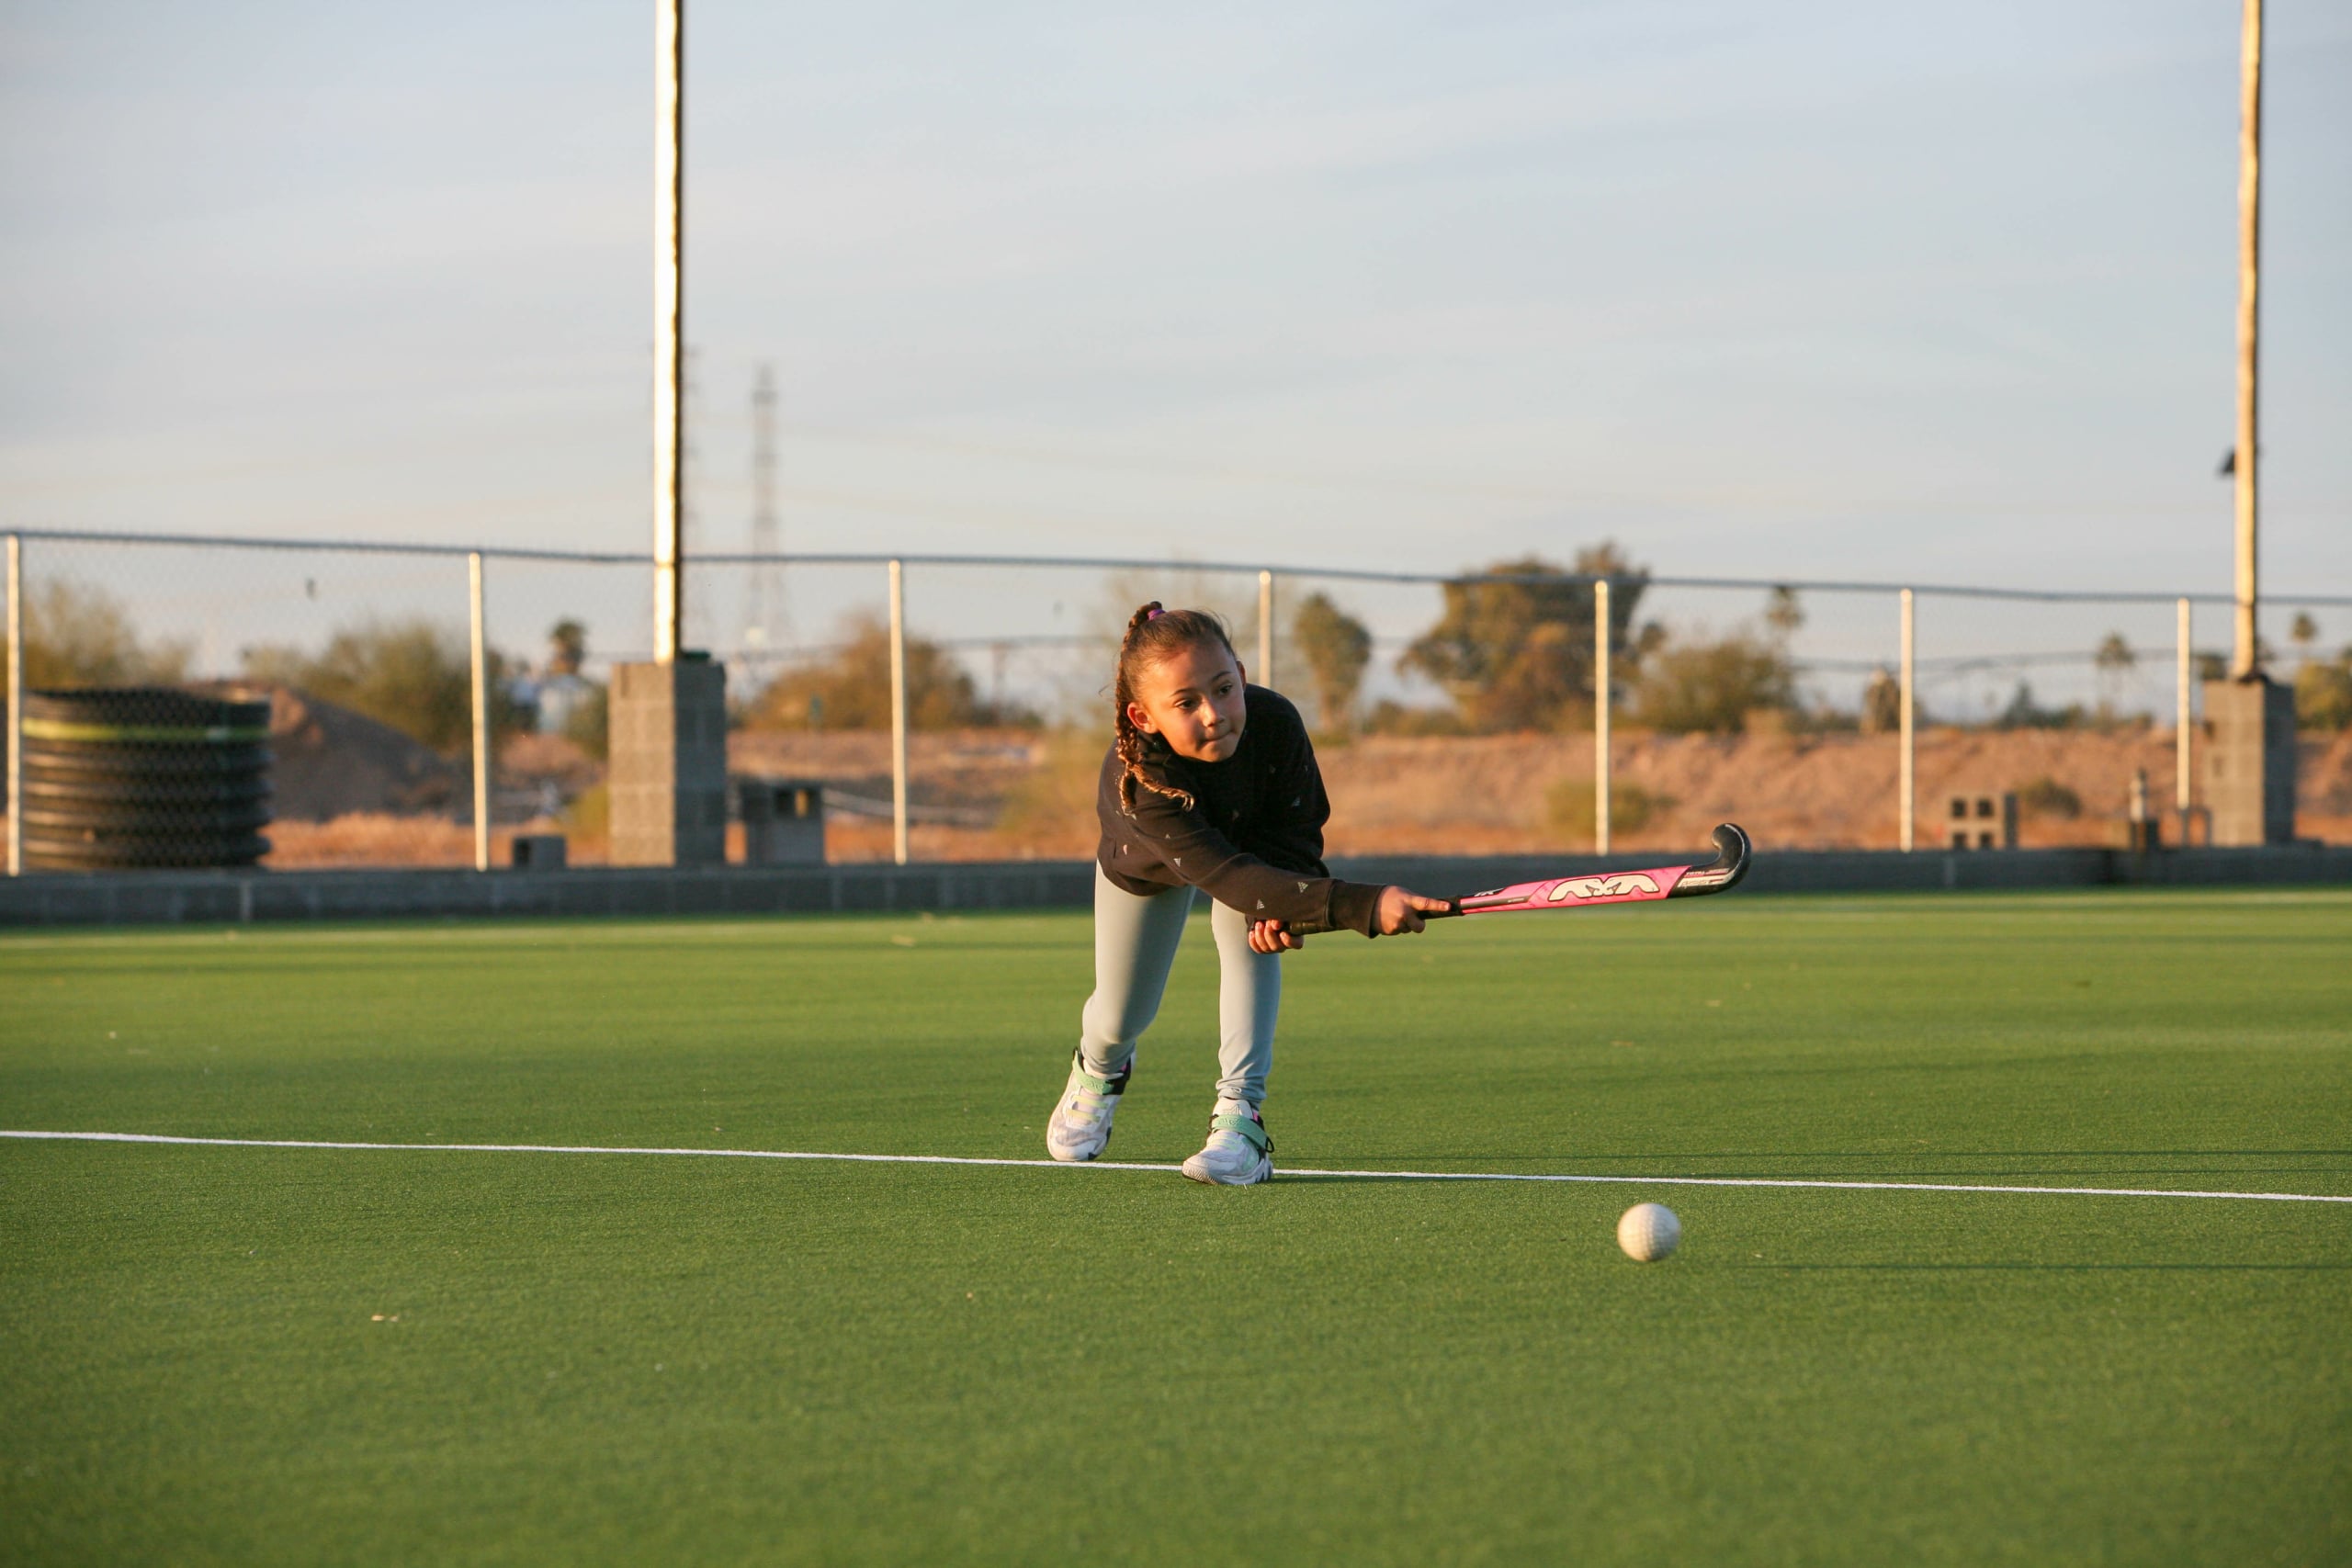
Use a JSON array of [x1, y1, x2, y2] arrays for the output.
[[1250, 886, 1453, 952], [1120, 795, 1386, 934]]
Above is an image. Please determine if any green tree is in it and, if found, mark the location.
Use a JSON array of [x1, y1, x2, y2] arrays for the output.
[[1764, 585, 1804, 640], [1290, 592, 1373, 730], [243, 618, 522, 756], [1398, 546, 1650, 733], [563, 683, 609, 760], [1861, 669, 1903, 734], [2296, 649, 2352, 731], [1996, 681, 2081, 731], [0, 580, 191, 690], [1633, 632, 1796, 734], [744, 613, 1037, 731], [548, 618, 588, 676]]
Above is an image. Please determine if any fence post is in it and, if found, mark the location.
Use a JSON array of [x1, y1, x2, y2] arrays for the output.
[[1257, 570, 1274, 690], [6, 534, 20, 877], [1898, 588, 1916, 852], [1594, 578, 1611, 856], [888, 558, 910, 866], [469, 552, 491, 874], [2176, 596, 2193, 840]]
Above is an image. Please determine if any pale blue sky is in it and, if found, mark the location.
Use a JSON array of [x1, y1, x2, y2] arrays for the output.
[[2, 1, 2347, 702]]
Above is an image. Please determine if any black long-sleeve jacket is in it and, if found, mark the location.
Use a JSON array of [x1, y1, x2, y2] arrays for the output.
[[1095, 686, 1384, 937]]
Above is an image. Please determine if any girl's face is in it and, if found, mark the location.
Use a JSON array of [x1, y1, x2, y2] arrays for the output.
[[1126, 640, 1248, 763]]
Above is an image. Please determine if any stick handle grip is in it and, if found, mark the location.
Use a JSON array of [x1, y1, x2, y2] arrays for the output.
[[1281, 895, 1463, 937]]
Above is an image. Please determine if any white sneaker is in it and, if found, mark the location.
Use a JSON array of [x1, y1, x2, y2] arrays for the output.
[[1046, 1051, 1131, 1161], [1181, 1106, 1272, 1186]]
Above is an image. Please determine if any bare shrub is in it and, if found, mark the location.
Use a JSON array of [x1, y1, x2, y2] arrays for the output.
[[243, 618, 523, 756], [1633, 632, 1794, 735], [992, 730, 1105, 855], [4, 579, 192, 689], [1544, 777, 1674, 846], [742, 613, 1038, 731], [2018, 775, 2083, 818]]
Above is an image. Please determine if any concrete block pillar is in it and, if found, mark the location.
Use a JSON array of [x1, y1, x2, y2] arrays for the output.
[[2200, 675, 2296, 846], [608, 660, 728, 866]]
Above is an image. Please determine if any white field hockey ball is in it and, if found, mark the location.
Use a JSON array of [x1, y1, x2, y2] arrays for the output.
[[1617, 1202, 1680, 1261]]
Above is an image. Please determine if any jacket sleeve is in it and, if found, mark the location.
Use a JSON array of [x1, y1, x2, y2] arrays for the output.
[[1246, 716, 1339, 878], [1119, 788, 1385, 936]]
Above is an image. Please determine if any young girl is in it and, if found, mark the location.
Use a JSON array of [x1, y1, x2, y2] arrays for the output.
[[1046, 603, 1450, 1184]]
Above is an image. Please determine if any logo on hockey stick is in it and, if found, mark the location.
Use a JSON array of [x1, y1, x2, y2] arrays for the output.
[[1545, 873, 1663, 902]]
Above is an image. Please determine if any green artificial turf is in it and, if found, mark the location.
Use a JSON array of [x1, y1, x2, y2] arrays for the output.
[[3, 890, 2349, 1565]]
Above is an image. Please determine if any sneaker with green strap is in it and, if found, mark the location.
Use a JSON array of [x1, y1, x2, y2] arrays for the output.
[[1046, 1050, 1131, 1162], [1181, 1103, 1272, 1186]]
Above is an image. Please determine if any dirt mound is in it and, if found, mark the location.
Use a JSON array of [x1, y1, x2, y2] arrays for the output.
[[729, 728, 1043, 821], [1317, 728, 2198, 853], [727, 724, 2352, 859], [257, 686, 458, 820], [244, 716, 2352, 865]]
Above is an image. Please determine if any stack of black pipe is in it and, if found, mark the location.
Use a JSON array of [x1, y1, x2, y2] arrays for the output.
[[18, 688, 272, 871]]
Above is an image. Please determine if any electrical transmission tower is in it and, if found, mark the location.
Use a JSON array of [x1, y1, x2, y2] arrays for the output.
[[679, 344, 713, 652], [744, 363, 785, 660]]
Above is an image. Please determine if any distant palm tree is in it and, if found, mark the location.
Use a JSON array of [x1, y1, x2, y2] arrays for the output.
[[2290, 612, 2320, 664], [2094, 632, 2137, 716]]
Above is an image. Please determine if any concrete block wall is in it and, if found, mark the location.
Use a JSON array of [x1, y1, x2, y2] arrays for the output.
[[607, 660, 729, 866], [2202, 676, 2298, 846]]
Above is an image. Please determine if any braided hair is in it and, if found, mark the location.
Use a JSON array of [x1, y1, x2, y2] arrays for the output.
[[1113, 601, 1240, 813]]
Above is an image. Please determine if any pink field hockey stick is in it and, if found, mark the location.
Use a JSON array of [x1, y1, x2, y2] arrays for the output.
[[1429, 822, 1752, 919], [1282, 824, 1749, 935]]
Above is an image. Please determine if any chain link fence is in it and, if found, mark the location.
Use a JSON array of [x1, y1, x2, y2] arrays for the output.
[[7, 527, 2351, 874]]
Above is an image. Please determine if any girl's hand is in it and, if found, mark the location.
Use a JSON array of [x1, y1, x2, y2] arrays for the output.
[[1376, 886, 1453, 936], [1249, 919, 1305, 954]]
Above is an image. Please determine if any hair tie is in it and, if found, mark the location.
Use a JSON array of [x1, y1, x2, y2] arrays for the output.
[[1146, 607, 1164, 620]]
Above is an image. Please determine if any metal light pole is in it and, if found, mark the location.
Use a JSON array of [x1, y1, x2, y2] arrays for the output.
[[2176, 596, 2193, 839], [609, 1, 726, 869], [1898, 589, 1916, 852], [652, 0, 685, 665], [1593, 579, 1611, 856], [6, 535, 19, 877], [469, 553, 492, 874], [888, 558, 910, 866], [1256, 570, 1274, 689], [2203, 0, 2291, 846], [2232, 0, 2262, 678]]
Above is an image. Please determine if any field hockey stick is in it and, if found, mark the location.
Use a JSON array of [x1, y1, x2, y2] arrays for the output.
[[1425, 822, 1750, 919], [1284, 822, 1750, 934]]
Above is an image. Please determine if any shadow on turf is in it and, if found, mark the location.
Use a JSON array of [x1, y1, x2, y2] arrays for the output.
[[1289, 1163, 2352, 1185], [1742, 1263, 2352, 1272], [1340, 1149, 2352, 1161], [1324, 1151, 2352, 1184]]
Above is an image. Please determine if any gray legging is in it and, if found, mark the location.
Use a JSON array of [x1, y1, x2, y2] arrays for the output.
[[1079, 864, 1281, 1109]]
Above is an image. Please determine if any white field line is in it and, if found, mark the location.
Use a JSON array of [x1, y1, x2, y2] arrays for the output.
[[4, 1129, 2349, 1204]]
